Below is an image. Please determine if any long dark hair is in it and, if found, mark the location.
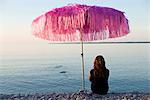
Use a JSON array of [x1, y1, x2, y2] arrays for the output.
[[93, 55, 107, 78]]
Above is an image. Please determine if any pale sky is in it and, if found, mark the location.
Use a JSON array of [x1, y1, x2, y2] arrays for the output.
[[0, 0, 150, 56]]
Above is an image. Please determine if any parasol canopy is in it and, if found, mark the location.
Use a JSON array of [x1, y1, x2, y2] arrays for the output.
[[32, 4, 129, 42], [32, 4, 129, 90]]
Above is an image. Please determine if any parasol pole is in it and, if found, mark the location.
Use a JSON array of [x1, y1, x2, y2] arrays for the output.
[[80, 31, 85, 91]]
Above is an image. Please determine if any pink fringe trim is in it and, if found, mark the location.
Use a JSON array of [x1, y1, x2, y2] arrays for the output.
[[32, 4, 129, 41]]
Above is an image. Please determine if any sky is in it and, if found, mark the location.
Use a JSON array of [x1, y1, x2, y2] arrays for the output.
[[0, 0, 150, 57]]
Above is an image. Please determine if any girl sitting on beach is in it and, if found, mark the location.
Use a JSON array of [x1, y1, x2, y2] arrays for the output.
[[89, 55, 109, 95]]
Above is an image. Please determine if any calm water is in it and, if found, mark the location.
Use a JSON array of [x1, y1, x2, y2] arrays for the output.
[[0, 44, 150, 94]]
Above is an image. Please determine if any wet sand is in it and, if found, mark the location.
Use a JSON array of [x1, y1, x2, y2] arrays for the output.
[[0, 91, 149, 100]]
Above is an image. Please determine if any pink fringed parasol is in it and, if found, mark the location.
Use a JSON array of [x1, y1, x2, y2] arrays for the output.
[[32, 4, 129, 90]]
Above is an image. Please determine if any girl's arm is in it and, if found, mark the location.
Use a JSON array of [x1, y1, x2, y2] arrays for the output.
[[89, 73, 92, 81], [89, 69, 93, 81]]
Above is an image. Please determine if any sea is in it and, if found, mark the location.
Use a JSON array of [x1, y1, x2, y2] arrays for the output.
[[0, 44, 150, 94]]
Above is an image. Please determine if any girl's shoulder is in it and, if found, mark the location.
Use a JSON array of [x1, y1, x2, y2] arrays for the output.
[[90, 69, 94, 74], [106, 68, 109, 72], [106, 68, 110, 76]]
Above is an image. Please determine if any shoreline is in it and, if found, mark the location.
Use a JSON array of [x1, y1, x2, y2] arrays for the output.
[[0, 91, 149, 100]]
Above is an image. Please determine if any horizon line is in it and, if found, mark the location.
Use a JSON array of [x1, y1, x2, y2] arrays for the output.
[[48, 41, 150, 44]]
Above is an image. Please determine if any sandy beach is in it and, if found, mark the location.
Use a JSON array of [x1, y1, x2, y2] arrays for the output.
[[0, 91, 149, 100]]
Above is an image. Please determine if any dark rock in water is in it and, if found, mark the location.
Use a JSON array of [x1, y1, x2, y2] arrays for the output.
[[55, 65, 63, 68], [60, 71, 67, 73]]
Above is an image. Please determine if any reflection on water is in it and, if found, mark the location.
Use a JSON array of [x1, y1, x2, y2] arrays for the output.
[[0, 44, 150, 93]]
